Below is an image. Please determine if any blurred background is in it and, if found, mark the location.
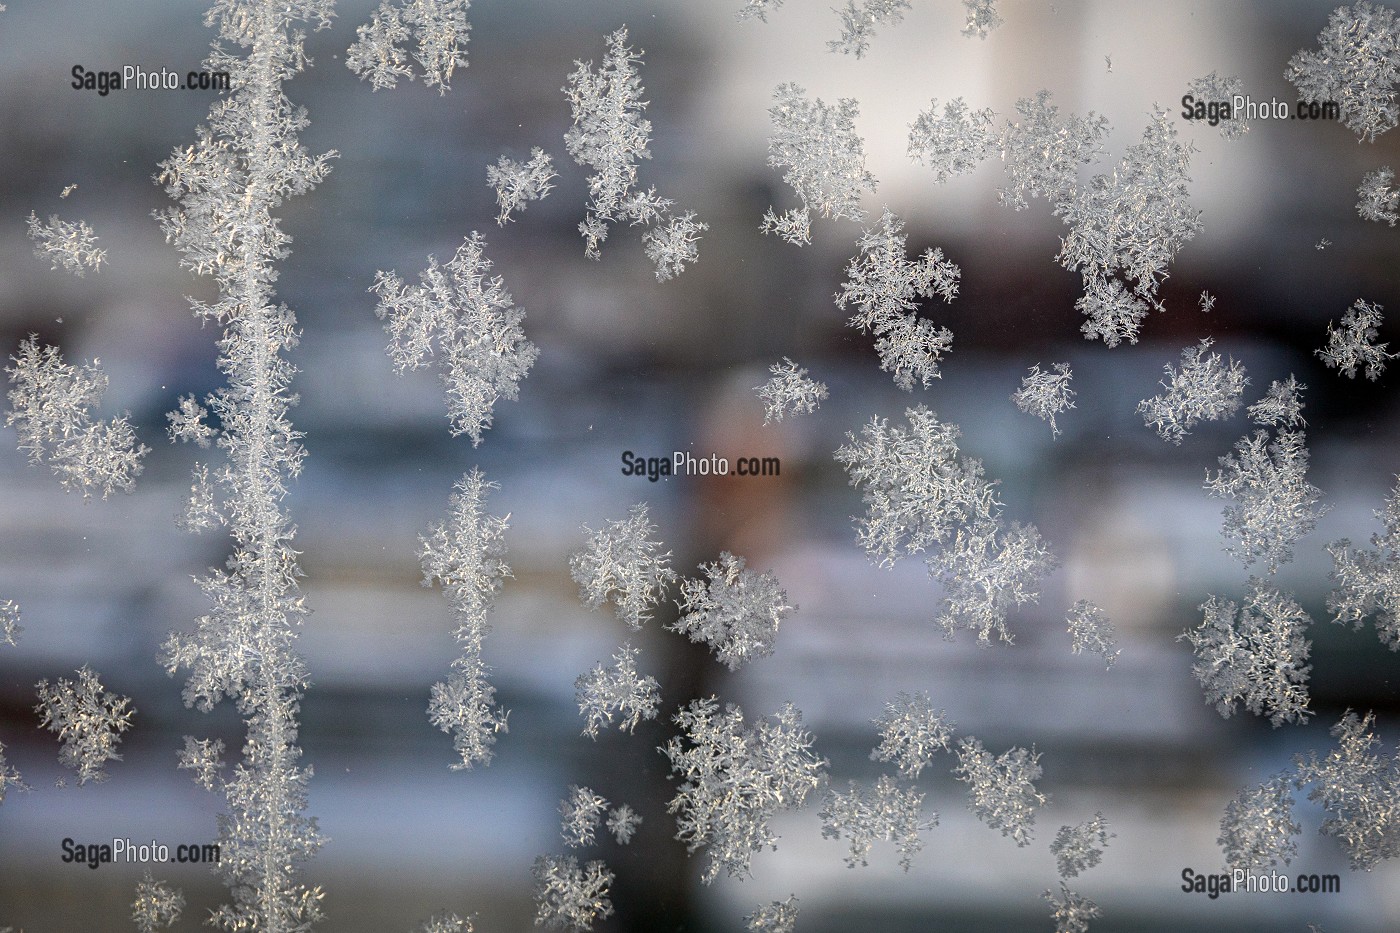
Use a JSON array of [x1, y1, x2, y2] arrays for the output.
[[1, 0, 1399, 929]]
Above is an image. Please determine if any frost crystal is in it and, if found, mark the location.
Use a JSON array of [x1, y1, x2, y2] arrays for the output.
[[570, 503, 676, 629], [1051, 812, 1112, 877], [907, 98, 999, 183], [756, 357, 828, 423], [659, 698, 827, 883], [1187, 71, 1248, 139], [953, 737, 1047, 846], [1137, 338, 1247, 445], [422, 470, 512, 769], [820, 774, 936, 870], [177, 735, 226, 791], [933, 519, 1056, 645], [1316, 298, 1396, 380], [1357, 166, 1399, 225], [606, 804, 641, 845], [737, 0, 785, 22], [26, 211, 105, 275], [1328, 475, 1400, 649], [0, 741, 27, 804], [1180, 580, 1313, 727], [835, 208, 960, 390], [1012, 363, 1075, 437], [1293, 710, 1400, 869], [1199, 290, 1216, 313], [575, 643, 660, 738], [1247, 376, 1306, 429], [870, 690, 955, 779], [371, 232, 539, 445], [418, 913, 475, 933], [34, 665, 135, 785], [670, 552, 795, 671], [560, 785, 610, 848], [6, 336, 148, 498], [488, 149, 557, 225], [961, 0, 1003, 39], [828, 0, 911, 58], [347, 0, 471, 94], [1286, 1, 1400, 141], [642, 210, 708, 282], [167, 394, 214, 447], [531, 854, 614, 930], [1218, 772, 1300, 869], [1057, 112, 1202, 343], [1042, 883, 1102, 933], [745, 896, 799, 933], [997, 90, 1110, 211], [132, 874, 184, 933], [1205, 428, 1329, 573], [1065, 600, 1119, 668], [764, 83, 878, 244], [0, 599, 20, 648], [178, 463, 223, 534], [1076, 278, 1151, 348]]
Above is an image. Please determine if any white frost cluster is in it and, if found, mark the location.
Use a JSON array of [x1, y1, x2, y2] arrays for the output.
[[1137, 338, 1248, 444], [1065, 600, 1119, 668], [1293, 710, 1400, 869], [670, 552, 794, 671], [1316, 298, 1396, 380], [570, 503, 676, 629], [907, 97, 999, 184], [347, 0, 472, 94], [0, 599, 20, 648], [998, 90, 1109, 211], [1050, 812, 1113, 878], [560, 785, 610, 848], [1218, 772, 1300, 870], [1043, 882, 1102, 933], [836, 209, 961, 391], [763, 83, 878, 245], [1181, 580, 1313, 728], [488, 148, 556, 225], [132, 874, 185, 933], [1328, 475, 1400, 650], [1287, 1, 1400, 141], [5, 337, 148, 498], [371, 232, 539, 445], [532, 854, 614, 931], [953, 736, 1047, 846], [869, 690, 955, 779], [574, 643, 660, 738], [1186, 71, 1248, 139], [1012, 363, 1075, 437], [34, 665, 135, 786], [961, 0, 1003, 39], [606, 804, 642, 845], [26, 211, 105, 275], [756, 357, 828, 423], [1247, 376, 1306, 429], [827, 0, 911, 58], [1357, 166, 1400, 225], [819, 774, 936, 870], [744, 896, 799, 933]]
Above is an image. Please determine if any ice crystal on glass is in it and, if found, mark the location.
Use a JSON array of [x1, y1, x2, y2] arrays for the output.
[[1286, 1, 1400, 141], [745, 896, 799, 933], [26, 211, 105, 275], [422, 470, 512, 769], [532, 854, 614, 930], [870, 690, 955, 779], [1218, 772, 1300, 869], [166, 394, 214, 447], [756, 357, 828, 423], [1316, 298, 1395, 380], [347, 0, 471, 93], [827, 0, 911, 58], [34, 665, 135, 786], [953, 737, 1047, 846], [643, 210, 708, 282], [961, 0, 1003, 39], [1137, 338, 1247, 444], [560, 785, 610, 848], [670, 552, 795, 671], [659, 698, 827, 883], [997, 90, 1109, 211], [1012, 363, 1075, 437], [371, 232, 539, 445], [1328, 475, 1400, 649], [6, 336, 148, 498], [737, 0, 785, 23], [0, 742, 27, 804], [764, 83, 878, 244], [1187, 71, 1248, 139], [132, 874, 184, 933], [488, 149, 557, 225], [1357, 166, 1400, 225], [835, 208, 960, 390], [1181, 580, 1313, 727], [1247, 376, 1307, 429], [575, 643, 660, 738], [1051, 812, 1112, 877], [570, 503, 676, 630], [1043, 883, 1101, 933], [606, 804, 641, 845], [1293, 710, 1400, 869], [908, 97, 999, 183], [418, 913, 475, 933], [1205, 428, 1328, 573], [178, 735, 226, 791], [819, 774, 936, 870], [1065, 600, 1119, 668], [0, 599, 20, 648]]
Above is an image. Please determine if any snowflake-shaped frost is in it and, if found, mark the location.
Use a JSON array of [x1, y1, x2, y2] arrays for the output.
[[418, 913, 475, 933], [1292, 710, 1400, 869], [132, 874, 184, 933], [737, 0, 785, 23], [606, 804, 641, 845], [745, 896, 799, 933], [1187, 71, 1249, 139], [34, 665, 135, 785], [488, 148, 556, 225], [643, 210, 708, 282], [1050, 812, 1113, 877], [570, 503, 676, 629], [26, 211, 105, 275], [371, 233, 539, 444], [177, 735, 226, 791], [0, 599, 20, 648], [908, 97, 999, 183], [670, 552, 794, 670], [953, 737, 1047, 846], [765, 83, 877, 243], [869, 690, 955, 779], [1180, 580, 1313, 727], [1328, 475, 1400, 649], [961, 0, 1003, 39], [347, 0, 471, 94], [1218, 772, 1300, 870], [828, 0, 912, 57], [756, 357, 828, 423], [1357, 166, 1400, 225], [1043, 883, 1101, 933], [1065, 600, 1119, 668], [1205, 428, 1329, 573], [1286, 1, 1400, 141], [1012, 363, 1075, 437], [1137, 338, 1247, 444], [1247, 376, 1307, 429], [560, 785, 610, 848], [532, 854, 614, 930], [997, 90, 1109, 211], [1316, 298, 1396, 380], [820, 774, 936, 870], [0, 741, 28, 804], [575, 643, 660, 738]]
